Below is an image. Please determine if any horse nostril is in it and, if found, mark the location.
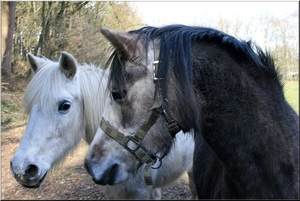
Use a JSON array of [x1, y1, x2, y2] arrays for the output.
[[112, 89, 127, 101], [25, 164, 39, 178]]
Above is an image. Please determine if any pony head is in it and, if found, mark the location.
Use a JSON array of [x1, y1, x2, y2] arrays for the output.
[[10, 52, 84, 187], [84, 28, 177, 185]]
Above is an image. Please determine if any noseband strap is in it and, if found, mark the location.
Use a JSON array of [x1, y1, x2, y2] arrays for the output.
[[100, 105, 163, 186], [100, 116, 159, 164]]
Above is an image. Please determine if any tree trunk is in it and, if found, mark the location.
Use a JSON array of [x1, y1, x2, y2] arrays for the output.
[[1, 1, 17, 77], [1, 2, 8, 61], [35, 2, 54, 57]]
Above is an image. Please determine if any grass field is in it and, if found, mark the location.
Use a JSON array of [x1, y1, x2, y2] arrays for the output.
[[283, 81, 299, 114]]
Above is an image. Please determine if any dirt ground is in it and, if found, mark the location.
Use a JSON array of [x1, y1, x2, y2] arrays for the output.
[[1, 133, 193, 200], [1, 77, 194, 200]]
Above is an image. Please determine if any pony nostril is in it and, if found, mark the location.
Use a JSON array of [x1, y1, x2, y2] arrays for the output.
[[25, 164, 39, 178], [110, 164, 119, 176], [104, 164, 119, 185], [112, 89, 127, 101]]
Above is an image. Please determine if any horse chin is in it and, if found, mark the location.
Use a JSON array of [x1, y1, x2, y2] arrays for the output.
[[14, 171, 48, 188]]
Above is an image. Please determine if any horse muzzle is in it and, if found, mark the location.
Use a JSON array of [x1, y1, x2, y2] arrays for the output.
[[10, 160, 48, 188]]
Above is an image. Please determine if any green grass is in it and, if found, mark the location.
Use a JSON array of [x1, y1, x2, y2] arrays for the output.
[[1, 92, 27, 133], [283, 81, 299, 114]]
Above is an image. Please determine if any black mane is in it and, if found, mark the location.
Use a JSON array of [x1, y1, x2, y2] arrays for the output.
[[130, 24, 267, 68]]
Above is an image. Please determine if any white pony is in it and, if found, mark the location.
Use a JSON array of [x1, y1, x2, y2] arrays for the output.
[[10, 51, 196, 199]]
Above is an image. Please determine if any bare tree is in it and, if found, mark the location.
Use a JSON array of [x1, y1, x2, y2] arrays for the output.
[[65, 1, 143, 65], [206, 11, 298, 81], [1, 1, 17, 77]]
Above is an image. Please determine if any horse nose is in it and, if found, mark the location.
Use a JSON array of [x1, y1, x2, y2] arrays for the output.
[[84, 158, 119, 185], [10, 160, 41, 187]]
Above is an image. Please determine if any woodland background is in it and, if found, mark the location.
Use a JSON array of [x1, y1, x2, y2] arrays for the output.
[[2, 1, 144, 78], [1, 1, 299, 81]]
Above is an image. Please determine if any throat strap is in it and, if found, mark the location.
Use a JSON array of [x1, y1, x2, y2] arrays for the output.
[[133, 107, 162, 141]]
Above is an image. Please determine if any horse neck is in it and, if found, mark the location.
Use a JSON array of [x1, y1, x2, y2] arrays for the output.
[[78, 64, 109, 144]]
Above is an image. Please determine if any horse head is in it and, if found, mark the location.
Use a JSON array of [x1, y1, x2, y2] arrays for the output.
[[10, 52, 85, 187], [84, 28, 181, 187]]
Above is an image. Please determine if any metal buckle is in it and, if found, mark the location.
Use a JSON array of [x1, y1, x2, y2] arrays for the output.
[[124, 136, 140, 152], [153, 60, 162, 82]]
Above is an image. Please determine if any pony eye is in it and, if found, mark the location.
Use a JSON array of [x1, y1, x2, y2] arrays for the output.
[[58, 100, 71, 113], [111, 89, 127, 101]]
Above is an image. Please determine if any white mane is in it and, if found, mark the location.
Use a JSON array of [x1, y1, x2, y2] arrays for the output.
[[78, 63, 109, 143]]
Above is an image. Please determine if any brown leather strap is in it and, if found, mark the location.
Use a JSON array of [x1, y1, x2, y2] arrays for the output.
[[100, 118, 155, 164]]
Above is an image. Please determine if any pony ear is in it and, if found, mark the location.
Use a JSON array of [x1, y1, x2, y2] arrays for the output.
[[100, 28, 139, 58], [27, 53, 47, 73], [59, 51, 77, 79]]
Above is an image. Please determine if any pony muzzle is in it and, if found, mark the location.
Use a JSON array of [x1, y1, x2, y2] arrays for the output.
[[10, 161, 47, 188]]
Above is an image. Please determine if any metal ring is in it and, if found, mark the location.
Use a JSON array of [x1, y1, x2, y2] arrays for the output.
[[151, 156, 162, 169]]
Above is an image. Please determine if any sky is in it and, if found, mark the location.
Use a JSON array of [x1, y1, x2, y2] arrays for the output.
[[133, 1, 298, 26], [132, 1, 298, 49]]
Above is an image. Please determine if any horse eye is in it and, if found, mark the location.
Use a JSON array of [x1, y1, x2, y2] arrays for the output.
[[111, 89, 127, 101], [58, 101, 71, 113]]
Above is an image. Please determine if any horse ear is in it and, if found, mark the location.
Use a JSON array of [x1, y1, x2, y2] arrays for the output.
[[59, 51, 77, 79], [100, 28, 139, 58], [27, 53, 47, 73]]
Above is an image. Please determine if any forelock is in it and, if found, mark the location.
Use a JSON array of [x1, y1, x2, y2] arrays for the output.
[[23, 62, 76, 116]]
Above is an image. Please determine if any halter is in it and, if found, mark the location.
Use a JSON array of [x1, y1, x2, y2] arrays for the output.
[[100, 39, 181, 185]]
